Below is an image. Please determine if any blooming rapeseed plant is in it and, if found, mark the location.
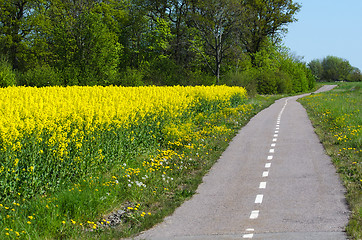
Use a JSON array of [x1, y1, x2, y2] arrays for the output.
[[0, 85, 253, 239]]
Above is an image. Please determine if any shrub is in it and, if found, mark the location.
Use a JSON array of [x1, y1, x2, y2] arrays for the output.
[[256, 69, 278, 95], [60, 67, 80, 86], [276, 71, 293, 93], [117, 68, 144, 86], [348, 68, 362, 82], [221, 70, 257, 97], [187, 70, 216, 86], [21, 65, 62, 87], [0, 56, 16, 87], [305, 64, 316, 89], [144, 58, 187, 86]]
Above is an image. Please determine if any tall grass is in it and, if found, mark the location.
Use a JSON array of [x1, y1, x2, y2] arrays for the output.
[[299, 83, 362, 239]]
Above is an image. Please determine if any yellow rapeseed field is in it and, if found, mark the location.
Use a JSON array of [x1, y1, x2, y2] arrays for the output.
[[0, 85, 249, 239], [0, 85, 246, 199], [0, 86, 246, 149]]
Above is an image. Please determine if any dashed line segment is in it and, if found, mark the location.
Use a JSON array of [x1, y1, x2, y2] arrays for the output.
[[243, 99, 288, 239], [250, 210, 259, 219]]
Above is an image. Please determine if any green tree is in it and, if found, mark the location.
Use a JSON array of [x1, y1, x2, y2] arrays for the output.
[[47, 0, 121, 85], [189, 0, 241, 82], [348, 67, 362, 82], [240, 40, 314, 94], [141, 0, 194, 67], [321, 56, 353, 81], [0, 0, 45, 70], [239, 0, 301, 65], [0, 56, 16, 87], [0, 0, 306, 87], [308, 59, 323, 81]]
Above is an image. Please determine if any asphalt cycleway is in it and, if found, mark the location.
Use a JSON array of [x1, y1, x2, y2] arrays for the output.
[[131, 85, 349, 240]]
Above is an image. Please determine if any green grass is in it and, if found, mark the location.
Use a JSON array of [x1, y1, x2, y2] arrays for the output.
[[299, 82, 362, 240]]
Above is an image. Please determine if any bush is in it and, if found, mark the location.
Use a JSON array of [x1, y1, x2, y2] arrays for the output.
[[0, 57, 16, 87], [276, 71, 293, 93], [348, 68, 362, 82], [60, 67, 80, 86], [221, 70, 257, 97], [256, 69, 278, 95], [21, 65, 62, 87], [187, 71, 216, 86], [144, 58, 188, 86], [117, 68, 144, 86], [305, 64, 316, 89], [222, 63, 314, 95]]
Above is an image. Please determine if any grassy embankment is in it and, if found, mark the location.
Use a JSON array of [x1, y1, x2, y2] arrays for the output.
[[0, 86, 282, 239], [299, 82, 362, 239]]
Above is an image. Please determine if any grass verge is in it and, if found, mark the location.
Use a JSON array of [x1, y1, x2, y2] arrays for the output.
[[299, 82, 362, 240]]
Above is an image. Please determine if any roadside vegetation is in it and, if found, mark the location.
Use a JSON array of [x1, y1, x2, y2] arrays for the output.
[[299, 82, 362, 239], [0, 85, 281, 239], [0, 0, 317, 95]]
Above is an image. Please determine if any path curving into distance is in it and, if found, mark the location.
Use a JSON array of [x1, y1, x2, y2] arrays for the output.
[[132, 85, 349, 240]]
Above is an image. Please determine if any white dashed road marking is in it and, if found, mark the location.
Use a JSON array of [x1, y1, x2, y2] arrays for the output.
[[259, 182, 267, 189], [242, 99, 288, 238], [250, 210, 259, 219], [243, 228, 255, 238], [243, 233, 254, 239], [255, 195, 264, 204]]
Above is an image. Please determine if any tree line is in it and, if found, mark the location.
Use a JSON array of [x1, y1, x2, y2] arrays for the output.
[[308, 56, 362, 82], [1, 0, 316, 94]]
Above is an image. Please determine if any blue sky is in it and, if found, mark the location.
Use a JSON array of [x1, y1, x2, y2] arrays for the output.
[[283, 0, 362, 70]]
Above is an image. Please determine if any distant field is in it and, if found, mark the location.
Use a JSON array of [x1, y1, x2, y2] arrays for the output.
[[300, 82, 362, 240]]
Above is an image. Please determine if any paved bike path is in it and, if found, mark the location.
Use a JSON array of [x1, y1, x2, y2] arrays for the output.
[[132, 85, 349, 240]]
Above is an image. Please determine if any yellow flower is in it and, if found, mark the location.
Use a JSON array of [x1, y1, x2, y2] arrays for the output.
[[0, 85, 247, 212]]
